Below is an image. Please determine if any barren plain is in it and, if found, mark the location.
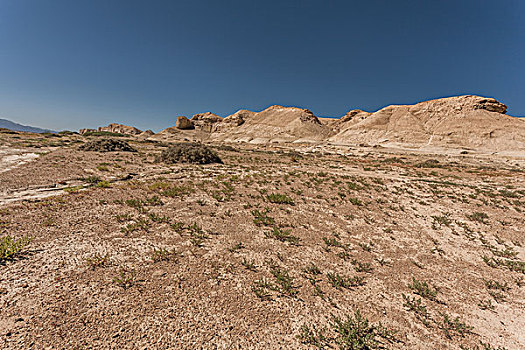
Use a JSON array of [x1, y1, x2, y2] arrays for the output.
[[0, 126, 524, 349]]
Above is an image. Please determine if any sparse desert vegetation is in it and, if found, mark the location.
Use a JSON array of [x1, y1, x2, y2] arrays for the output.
[[1, 0, 523, 345], [0, 129, 524, 349]]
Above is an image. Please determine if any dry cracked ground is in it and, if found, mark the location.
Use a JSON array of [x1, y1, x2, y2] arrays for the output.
[[0, 131, 524, 349]]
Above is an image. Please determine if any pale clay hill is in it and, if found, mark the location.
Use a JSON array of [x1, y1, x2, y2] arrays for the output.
[[91, 95, 525, 152]]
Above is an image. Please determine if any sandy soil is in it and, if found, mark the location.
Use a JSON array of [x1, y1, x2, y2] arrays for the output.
[[0, 131, 524, 349]]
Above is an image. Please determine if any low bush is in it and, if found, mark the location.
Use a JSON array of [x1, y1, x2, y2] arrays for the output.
[[158, 143, 222, 164], [79, 138, 137, 152], [266, 193, 294, 205]]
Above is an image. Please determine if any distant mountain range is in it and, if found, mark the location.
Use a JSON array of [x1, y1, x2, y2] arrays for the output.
[[0, 118, 56, 133]]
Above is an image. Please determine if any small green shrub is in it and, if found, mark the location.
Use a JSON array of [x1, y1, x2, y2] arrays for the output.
[[297, 324, 328, 348], [251, 209, 275, 227], [460, 341, 509, 350], [228, 242, 244, 252], [125, 196, 163, 213], [160, 185, 194, 198], [83, 175, 101, 184], [187, 222, 208, 247], [64, 185, 83, 193], [437, 313, 472, 339], [303, 263, 322, 276], [96, 165, 109, 171], [270, 265, 299, 296], [467, 212, 489, 224], [266, 193, 295, 205], [359, 241, 374, 252], [148, 212, 170, 223], [241, 258, 257, 271], [113, 268, 136, 289], [409, 277, 438, 301], [432, 214, 452, 228], [331, 310, 395, 349], [85, 253, 110, 269], [482, 255, 525, 273], [348, 197, 363, 206], [327, 272, 365, 289], [170, 222, 186, 234], [251, 278, 272, 300], [478, 299, 495, 311], [264, 227, 300, 245], [402, 294, 430, 325], [0, 235, 32, 262], [150, 248, 177, 262], [484, 279, 510, 292], [351, 259, 374, 273], [96, 180, 111, 188], [120, 218, 150, 234], [323, 236, 345, 249]]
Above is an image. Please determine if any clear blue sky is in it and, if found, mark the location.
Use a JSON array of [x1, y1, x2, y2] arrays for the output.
[[0, 0, 523, 131]]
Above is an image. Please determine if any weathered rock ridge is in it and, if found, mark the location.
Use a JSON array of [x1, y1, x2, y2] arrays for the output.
[[97, 123, 142, 135], [86, 95, 525, 152]]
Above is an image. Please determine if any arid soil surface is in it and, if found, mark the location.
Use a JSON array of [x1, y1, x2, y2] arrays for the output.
[[1, 131, 524, 349]]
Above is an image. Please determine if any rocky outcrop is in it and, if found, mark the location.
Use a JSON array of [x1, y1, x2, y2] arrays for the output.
[[339, 109, 371, 123], [98, 123, 142, 135], [191, 112, 223, 123], [79, 128, 96, 135], [137, 130, 155, 139], [298, 109, 321, 124], [213, 110, 256, 132], [473, 98, 507, 114], [191, 112, 223, 132], [331, 110, 371, 131], [223, 110, 255, 126], [174, 116, 194, 130]]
